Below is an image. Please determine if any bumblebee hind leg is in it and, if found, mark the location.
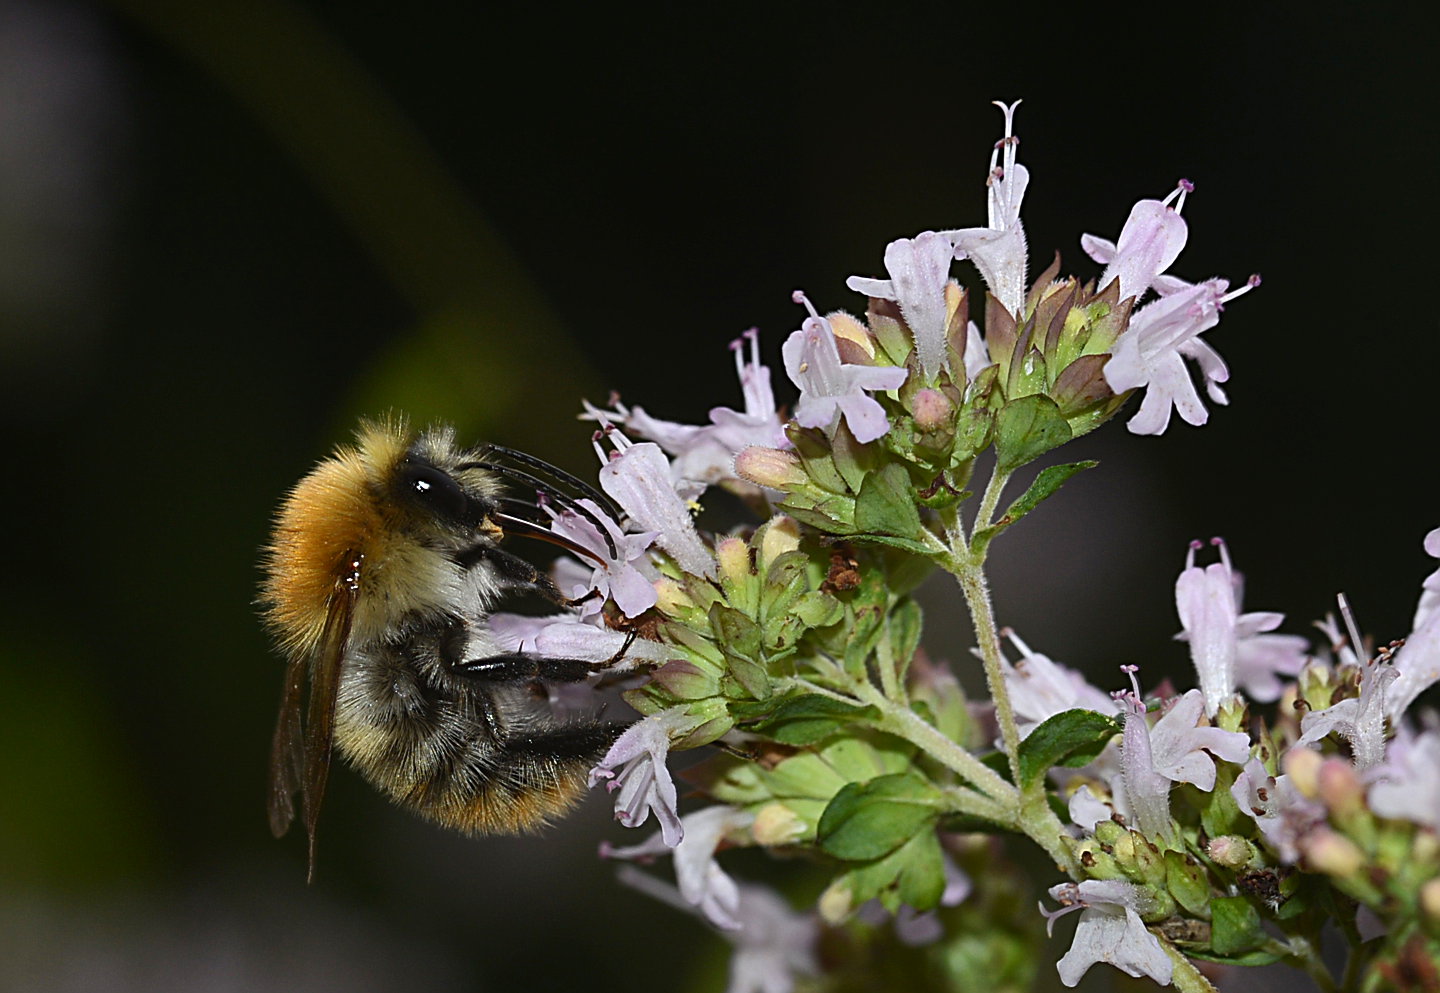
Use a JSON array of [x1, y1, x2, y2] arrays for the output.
[[466, 720, 624, 834]]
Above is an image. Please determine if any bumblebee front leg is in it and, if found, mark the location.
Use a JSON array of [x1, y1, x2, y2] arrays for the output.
[[439, 619, 633, 685], [455, 543, 593, 608]]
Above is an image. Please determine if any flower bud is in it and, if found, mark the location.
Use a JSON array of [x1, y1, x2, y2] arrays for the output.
[[818, 879, 854, 924], [1206, 835, 1258, 870], [752, 802, 808, 846], [757, 514, 801, 566], [648, 658, 719, 700], [1283, 747, 1323, 799], [911, 388, 954, 432], [1317, 758, 1365, 821], [827, 310, 877, 359], [735, 445, 807, 490], [716, 536, 756, 607], [1421, 878, 1440, 922], [1302, 827, 1364, 878]]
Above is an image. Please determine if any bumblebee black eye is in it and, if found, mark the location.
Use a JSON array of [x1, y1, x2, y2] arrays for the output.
[[398, 461, 475, 524]]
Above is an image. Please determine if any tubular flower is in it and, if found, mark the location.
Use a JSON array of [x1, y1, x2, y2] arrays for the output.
[[1082, 180, 1192, 306], [589, 707, 690, 847], [592, 426, 716, 579], [603, 806, 756, 930], [1386, 526, 1440, 720], [1103, 275, 1258, 435], [545, 497, 658, 619], [943, 99, 1030, 318], [846, 230, 955, 380], [585, 329, 788, 500], [782, 291, 907, 443], [1043, 880, 1173, 988], [999, 630, 1113, 738], [1175, 538, 1308, 716], [1296, 650, 1398, 771], [1117, 670, 1249, 843]]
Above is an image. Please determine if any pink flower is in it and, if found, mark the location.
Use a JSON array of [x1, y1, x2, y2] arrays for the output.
[[1116, 669, 1250, 842], [1369, 728, 1440, 830], [1081, 180, 1192, 306], [1104, 275, 1257, 435], [592, 427, 715, 579], [586, 330, 788, 500], [1230, 756, 1325, 864], [943, 100, 1030, 317], [589, 708, 689, 847], [1175, 538, 1308, 716], [1043, 880, 1173, 988], [782, 292, 907, 444], [846, 231, 955, 379], [545, 497, 658, 619], [1387, 526, 1440, 720], [999, 630, 1113, 739], [603, 805, 755, 929]]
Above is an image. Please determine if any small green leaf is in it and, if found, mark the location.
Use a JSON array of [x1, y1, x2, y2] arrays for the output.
[[854, 463, 924, 540], [709, 603, 762, 659], [776, 494, 857, 534], [848, 532, 939, 556], [993, 394, 1072, 472], [790, 590, 843, 629], [818, 772, 946, 860], [1186, 949, 1284, 967], [1000, 461, 1096, 526], [1210, 895, 1265, 956], [839, 828, 946, 914], [761, 751, 849, 800], [1165, 850, 1212, 919], [749, 694, 878, 746], [887, 598, 923, 675], [1016, 709, 1121, 790]]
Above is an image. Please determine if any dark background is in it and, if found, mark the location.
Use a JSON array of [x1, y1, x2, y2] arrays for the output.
[[1, 2, 1434, 990]]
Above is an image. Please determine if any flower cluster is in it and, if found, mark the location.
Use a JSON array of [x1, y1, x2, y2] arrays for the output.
[[484, 103, 1438, 992]]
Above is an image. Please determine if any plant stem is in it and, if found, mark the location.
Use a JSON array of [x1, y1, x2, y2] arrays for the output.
[[944, 461, 1077, 872], [1165, 943, 1219, 993], [847, 678, 1018, 809]]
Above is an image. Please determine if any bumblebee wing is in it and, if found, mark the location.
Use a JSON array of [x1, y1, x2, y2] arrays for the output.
[[267, 651, 306, 837], [267, 579, 357, 883]]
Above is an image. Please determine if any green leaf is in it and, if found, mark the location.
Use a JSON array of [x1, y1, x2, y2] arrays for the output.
[[993, 394, 1072, 472], [749, 694, 878, 746], [776, 494, 857, 535], [1165, 850, 1212, 919], [761, 752, 850, 800], [854, 463, 924, 540], [840, 828, 946, 914], [830, 422, 882, 494], [1187, 948, 1283, 967], [847, 532, 939, 556], [1210, 896, 1266, 956], [887, 598, 923, 676], [817, 772, 945, 860], [1015, 709, 1121, 790], [998, 461, 1095, 528], [791, 590, 843, 629]]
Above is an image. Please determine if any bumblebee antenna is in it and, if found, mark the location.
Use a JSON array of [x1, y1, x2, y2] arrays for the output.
[[494, 495, 618, 561], [460, 456, 622, 560], [468, 445, 623, 521]]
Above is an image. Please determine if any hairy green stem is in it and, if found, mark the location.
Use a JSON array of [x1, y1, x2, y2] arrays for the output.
[[836, 679, 1018, 808], [1165, 942, 1219, 993], [944, 462, 1077, 872]]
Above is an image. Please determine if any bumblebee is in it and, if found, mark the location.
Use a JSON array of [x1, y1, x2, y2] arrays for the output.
[[262, 418, 626, 880]]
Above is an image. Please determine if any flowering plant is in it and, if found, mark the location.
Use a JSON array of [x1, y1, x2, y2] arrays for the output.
[[496, 103, 1440, 992]]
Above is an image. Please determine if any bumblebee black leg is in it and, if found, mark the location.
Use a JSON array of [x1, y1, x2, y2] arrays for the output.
[[454, 543, 581, 607], [500, 720, 625, 763], [455, 652, 602, 684]]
